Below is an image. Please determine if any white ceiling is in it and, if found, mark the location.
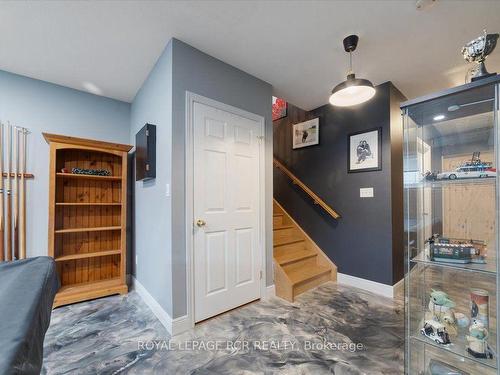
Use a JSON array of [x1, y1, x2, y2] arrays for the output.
[[1, 1, 500, 110]]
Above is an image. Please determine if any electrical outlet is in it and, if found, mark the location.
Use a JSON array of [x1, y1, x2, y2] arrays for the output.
[[165, 183, 170, 197]]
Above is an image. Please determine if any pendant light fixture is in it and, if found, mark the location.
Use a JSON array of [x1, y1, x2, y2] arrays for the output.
[[329, 35, 376, 107]]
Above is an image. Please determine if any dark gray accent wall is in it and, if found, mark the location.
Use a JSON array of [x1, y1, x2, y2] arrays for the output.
[[274, 82, 405, 286]]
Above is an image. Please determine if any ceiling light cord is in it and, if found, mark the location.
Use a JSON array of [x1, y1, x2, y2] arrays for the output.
[[348, 51, 353, 76]]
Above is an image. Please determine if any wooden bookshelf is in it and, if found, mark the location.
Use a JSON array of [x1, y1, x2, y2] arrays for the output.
[[44, 133, 132, 308]]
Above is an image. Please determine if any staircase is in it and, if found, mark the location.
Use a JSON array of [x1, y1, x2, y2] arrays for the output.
[[273, 199, 337, 302]]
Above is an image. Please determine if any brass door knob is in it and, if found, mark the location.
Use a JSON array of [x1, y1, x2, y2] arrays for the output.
[[196, 219, 206, 227]]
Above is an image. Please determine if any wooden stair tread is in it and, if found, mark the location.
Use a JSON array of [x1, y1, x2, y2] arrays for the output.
[[273, 213, 283, 217], [274, 248, 316, 265], [273, 224, 294, 231], [287, 265, 331, 285], [273, 234, 304, 247]]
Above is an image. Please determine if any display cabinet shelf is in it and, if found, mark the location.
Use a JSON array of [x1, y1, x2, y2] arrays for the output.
[[403, 76, 500, 374], [411, 252, 497, 275], [410, 336, 497, 371]]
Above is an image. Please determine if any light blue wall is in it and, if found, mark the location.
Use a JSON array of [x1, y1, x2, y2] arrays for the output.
[[170, 39, 273, 318], [0, 70, 130, 259], [130, 41, 173, 315]]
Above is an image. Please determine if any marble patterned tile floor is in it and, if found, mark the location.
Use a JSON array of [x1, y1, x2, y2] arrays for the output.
[[42, 282, 404, 374]]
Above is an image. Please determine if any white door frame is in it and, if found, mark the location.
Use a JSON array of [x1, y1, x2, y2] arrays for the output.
[[185, 91, 267, 329]]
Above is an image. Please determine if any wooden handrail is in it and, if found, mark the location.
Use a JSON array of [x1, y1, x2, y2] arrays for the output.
[[273, 158, 341, 219]]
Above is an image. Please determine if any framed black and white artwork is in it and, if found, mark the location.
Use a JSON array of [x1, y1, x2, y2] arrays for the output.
[[292, 118, 319, 149], [348, 127, 382, 173]]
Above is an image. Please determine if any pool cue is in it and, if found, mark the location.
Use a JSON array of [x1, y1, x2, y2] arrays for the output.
[[5, 123, 11, 261], [0, 122, 4, 262], [13, 127, 19, 259], [19, 128, 26, 260]]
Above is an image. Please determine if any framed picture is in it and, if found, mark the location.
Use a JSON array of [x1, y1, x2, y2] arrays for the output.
[[272, 96, 287, 121], [348, 127, 382, 173], [292, 118, 319, 149]]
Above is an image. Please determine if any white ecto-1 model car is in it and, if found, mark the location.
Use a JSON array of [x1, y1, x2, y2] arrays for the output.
[[436, 164, 496, 180]]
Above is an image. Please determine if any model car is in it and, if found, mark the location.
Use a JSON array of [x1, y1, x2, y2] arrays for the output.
[[421, 320, 451, 345], [436, 163, 496, 180]]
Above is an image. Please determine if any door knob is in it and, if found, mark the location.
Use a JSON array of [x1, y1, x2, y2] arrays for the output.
[[196, 219, 206, 227]]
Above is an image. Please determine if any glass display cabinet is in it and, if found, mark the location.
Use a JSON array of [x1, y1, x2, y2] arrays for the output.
[[403, 75, 500, 375]]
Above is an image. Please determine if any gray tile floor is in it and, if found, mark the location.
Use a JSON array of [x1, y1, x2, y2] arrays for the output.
[[42, 282, 404, 374]]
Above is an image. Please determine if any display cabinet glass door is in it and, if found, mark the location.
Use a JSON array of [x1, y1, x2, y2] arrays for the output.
[[404, 81, 499, 374]]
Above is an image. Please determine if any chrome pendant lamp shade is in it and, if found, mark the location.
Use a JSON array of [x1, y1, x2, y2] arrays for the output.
[[329, 35, 376, 107]]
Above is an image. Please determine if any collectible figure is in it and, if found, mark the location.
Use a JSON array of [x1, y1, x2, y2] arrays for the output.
[[466, 319, 493, 359]]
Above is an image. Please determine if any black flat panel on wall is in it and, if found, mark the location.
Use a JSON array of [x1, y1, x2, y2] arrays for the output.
[[273, 82, 405, 286], [135, 123, 156, 181]]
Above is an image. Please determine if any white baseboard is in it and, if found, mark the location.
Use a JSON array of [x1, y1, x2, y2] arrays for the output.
[[337, 273, 397, 299], [130, 276, 191, 336], [171, 314, 191, 336], [264, 284, 275, 299]]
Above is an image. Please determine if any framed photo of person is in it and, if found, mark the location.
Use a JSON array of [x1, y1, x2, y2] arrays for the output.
[[292, 118, 319, 149], [348, 127, 382, 173]]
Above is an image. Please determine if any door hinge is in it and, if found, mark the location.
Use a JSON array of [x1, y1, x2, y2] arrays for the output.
[[260, 270, 263, 280]]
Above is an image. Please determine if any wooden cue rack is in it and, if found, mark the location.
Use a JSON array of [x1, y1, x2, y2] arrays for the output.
[[44, 133, 132, 307]]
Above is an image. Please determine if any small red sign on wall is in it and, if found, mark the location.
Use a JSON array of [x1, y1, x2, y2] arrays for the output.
[[272, 97, 287, 121]]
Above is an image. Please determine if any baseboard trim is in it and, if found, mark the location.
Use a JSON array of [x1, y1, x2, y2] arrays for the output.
[[130, 276, 173, 334], [130, 276, 190, 336], [337, 273, 397, 299], [264, 284, 275, 299]]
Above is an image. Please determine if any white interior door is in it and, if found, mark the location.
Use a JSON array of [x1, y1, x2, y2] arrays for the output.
[[193, 101, 262, 322]]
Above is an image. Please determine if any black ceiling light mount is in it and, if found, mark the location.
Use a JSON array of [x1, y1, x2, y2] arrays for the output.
[[329, 34, 376, 107]]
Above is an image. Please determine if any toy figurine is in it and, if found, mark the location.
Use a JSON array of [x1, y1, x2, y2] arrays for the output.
[[426, 290, 463, 336], [429, 290, 455, 317], [466, 319, 493, 359]]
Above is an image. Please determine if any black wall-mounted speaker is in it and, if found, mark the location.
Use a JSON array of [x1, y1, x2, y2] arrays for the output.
[[135, 123, 156, 181]]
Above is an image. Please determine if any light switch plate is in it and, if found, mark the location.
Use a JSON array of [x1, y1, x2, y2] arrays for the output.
[[360, 187, 374, 198]]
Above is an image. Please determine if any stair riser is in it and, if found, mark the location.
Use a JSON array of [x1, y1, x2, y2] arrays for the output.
[[282, 256, 317, 272], [274, 242, 309, 258], [293, 272, 331, 299], [273, 227, 301, 243]]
